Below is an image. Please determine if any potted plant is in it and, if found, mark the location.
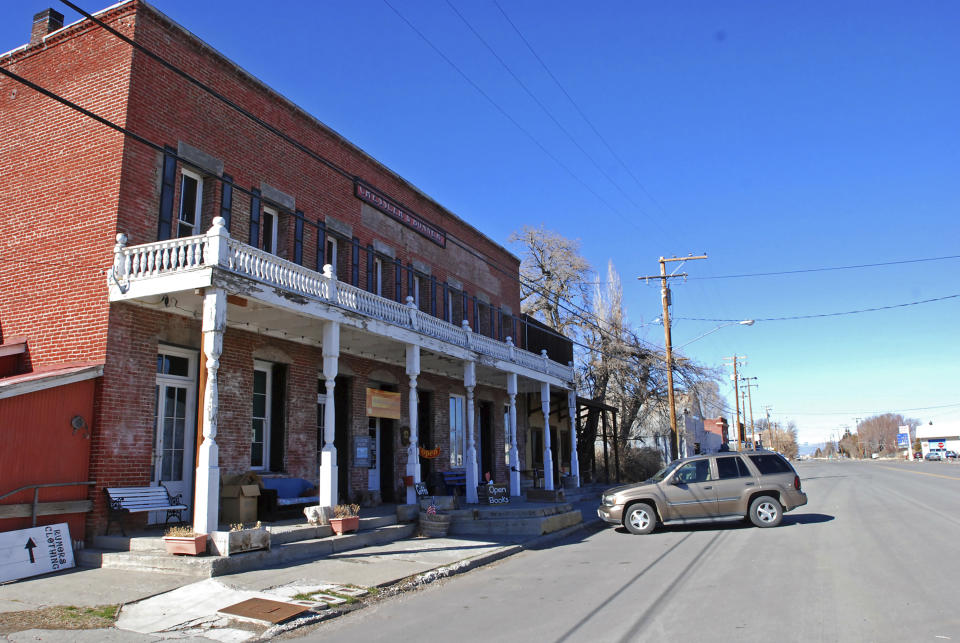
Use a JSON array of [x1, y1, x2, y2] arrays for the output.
[[162, 525, 207, 556], [210, 521, 270, 556], [419, 504, 451, 537], [330, 504, 360, 535]]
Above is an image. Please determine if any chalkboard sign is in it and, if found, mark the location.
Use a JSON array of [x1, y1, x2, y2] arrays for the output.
[[353, 436, 371, 468], [477, 483, 509, 505], [414, 481, 429, 497]]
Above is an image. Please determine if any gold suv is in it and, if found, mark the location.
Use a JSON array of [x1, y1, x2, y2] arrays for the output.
[[598, 450, 807, 535]]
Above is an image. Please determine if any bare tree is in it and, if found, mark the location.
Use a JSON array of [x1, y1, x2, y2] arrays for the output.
[[509, 225, 592, 335]]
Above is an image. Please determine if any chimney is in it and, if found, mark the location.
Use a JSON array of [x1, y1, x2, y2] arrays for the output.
[[30, 8, 65, 45]]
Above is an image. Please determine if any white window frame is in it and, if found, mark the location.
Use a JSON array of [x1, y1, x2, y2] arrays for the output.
[[262, 206, 279, 254], [373, 256, 383, 296], [177, 169, 203, 237], [252, 360, 273, 470], [326, 236, 338, 273]]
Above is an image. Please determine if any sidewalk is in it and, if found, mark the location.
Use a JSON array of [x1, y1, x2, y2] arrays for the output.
[[1, 494, 604, 641]]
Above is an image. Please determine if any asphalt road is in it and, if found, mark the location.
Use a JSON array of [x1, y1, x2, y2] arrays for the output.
[[294, 459, 960, 643]]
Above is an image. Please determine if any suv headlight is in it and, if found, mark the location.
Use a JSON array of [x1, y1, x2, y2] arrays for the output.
[[602, 494, 616, 507]]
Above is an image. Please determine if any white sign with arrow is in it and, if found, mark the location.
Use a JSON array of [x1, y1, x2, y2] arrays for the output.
[[0, 522, 75, 583]]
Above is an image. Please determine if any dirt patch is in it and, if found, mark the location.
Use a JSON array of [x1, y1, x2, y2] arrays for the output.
[[0, 604, 118, 634]]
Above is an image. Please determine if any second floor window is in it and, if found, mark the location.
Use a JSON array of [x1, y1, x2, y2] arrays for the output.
[[262, 207, 278, 254], [373, 257, 383, 296], [177, 170, 202, 237]]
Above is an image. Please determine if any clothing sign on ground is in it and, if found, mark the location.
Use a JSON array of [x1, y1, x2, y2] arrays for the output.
[[0, 522, 75, 583]]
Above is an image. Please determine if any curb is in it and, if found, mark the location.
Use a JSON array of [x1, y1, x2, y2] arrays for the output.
[[264, 512, 605, 638]]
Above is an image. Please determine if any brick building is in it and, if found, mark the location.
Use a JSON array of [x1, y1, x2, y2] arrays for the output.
[[0, 2, 579, 537]]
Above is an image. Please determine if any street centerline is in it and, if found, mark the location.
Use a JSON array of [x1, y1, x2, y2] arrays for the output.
[[876, 465, 960, 481]]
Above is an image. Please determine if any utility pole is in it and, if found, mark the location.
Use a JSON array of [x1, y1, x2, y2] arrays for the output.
[[764, 405, 773, 452], [723, 355, 745, 450], [638, 253, 708, 461], [740, 377, 758, 450]]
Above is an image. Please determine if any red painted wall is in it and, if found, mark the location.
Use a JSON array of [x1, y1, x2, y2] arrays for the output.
[[0, 379, 96, 540]]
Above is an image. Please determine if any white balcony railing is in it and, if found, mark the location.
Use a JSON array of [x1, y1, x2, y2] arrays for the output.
[[110, 218, 573, 384]]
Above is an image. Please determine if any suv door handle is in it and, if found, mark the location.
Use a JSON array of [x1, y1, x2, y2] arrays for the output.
[[703, 486, 712, 490], [744, 482, 755, 486]]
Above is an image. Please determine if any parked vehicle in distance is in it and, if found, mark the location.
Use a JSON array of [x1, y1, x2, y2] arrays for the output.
[[946, 451, 958, 459], [597, 450, 808, 535], [925, 451, 943, 461], [914, 452, 923, 460]]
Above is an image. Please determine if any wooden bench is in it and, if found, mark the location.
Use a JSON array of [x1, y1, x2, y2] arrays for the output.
[[441, 469, 466, 495], [104, 485, 187, 535]]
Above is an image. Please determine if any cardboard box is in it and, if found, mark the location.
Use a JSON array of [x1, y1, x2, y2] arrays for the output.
[[221, 473, 261, 525]]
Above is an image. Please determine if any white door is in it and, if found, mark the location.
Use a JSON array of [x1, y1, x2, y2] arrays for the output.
[[368, 417, 381, 491], [152, 347, 197, 524]]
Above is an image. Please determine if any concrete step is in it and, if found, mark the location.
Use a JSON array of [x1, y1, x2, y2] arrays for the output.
[[78, 522, 417, 578], [451, 503, 574, 520], [447, 509, 582, 537]]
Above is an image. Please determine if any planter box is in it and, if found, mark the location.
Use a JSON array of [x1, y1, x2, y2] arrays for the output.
[[163, 534, 207, 556], [330, 516, 359, 535], [209, 528, 270, 556]]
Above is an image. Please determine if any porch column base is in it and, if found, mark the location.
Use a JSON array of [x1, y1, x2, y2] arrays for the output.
[[194, 464, 219, 534], [319, 447, 338, 507]]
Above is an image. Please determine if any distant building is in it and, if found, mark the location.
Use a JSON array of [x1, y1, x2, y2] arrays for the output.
[[915, 423, 960, 456]]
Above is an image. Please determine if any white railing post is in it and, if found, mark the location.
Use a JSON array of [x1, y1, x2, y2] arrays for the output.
[[113, 233, 128, 278], [462, 319, 472, 351], [568, 386, 579, 488], [506, 336, 515, 361], [507, 373, 520, 497], [323, 264, 338, 303], [406, 296, 419, 332], [205, 217, 230, 268]]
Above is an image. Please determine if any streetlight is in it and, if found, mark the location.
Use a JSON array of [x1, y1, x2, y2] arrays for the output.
[[651, 317, 755, 459]]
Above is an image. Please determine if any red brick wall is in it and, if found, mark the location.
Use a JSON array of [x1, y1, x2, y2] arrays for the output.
[[0, 6, 135, 369]]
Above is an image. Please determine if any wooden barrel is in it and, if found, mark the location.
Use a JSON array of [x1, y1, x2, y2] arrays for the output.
[[419, 512, 451, 537]]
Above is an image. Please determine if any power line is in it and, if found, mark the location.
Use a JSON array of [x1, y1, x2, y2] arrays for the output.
[[380, 0, 642, 233], [492, 0, 669, 219], [688, 254, 960, 280], [445, 0, 663, 232], [676, 293, 960, 322], [769, 402, 960, 416]]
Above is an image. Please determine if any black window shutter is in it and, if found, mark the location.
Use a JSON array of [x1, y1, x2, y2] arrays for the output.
[[473, 297, 480, 333], [316, 222, 326, 272], [442, 283, 450, 322], [394, 258, 402, 302], [219, 173, 233, 231], [294, 211, 304, 265], [351, 237, 360, 286], [461, 290, 469, 327], [249, 188, 261, 249], [407, 264, 414, 300], [366, 246, 374, 292], [430, 275, 437, 317], [157, 145, 177, 240], [496, 306, 502, 340]]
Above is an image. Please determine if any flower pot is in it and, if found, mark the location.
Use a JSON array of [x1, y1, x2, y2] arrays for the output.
[[329, 515, 359, 535], [419, 512, 451, 537], [163, 534, 207, 556]]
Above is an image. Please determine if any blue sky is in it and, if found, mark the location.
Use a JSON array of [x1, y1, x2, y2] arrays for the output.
[[4, 1, 957, 445]]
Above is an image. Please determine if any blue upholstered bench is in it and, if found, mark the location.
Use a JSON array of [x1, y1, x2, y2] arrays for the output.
[[257, 477, 318, 521]]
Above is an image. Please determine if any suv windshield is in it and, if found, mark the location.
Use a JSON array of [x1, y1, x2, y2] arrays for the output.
[[648, 460, 682, 483]]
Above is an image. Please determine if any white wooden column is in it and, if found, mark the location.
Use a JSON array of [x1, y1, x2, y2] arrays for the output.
[[318, 321, 340, 508], [464, 360, 479, 504], [568, 388, 580, 488], [541, 381, 554, 491], [193, 287, 226, 534], [507, 373, 520, 496], [406, 344, 421, 505]]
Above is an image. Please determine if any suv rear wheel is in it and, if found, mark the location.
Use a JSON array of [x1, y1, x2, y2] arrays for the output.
[[624, 502, 658, 535], [749, 495, 783, 528]]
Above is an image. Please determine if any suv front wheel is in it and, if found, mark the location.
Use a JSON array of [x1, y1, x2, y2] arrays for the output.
[[624, 502, 658, 535], [748, 495, 783, 528]]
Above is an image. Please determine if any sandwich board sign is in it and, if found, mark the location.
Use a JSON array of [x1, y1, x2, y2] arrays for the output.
[[0, 523, 75, 582]]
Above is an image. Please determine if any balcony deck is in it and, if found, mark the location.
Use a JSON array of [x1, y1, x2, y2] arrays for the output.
[[107, 224, 573, 389]]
